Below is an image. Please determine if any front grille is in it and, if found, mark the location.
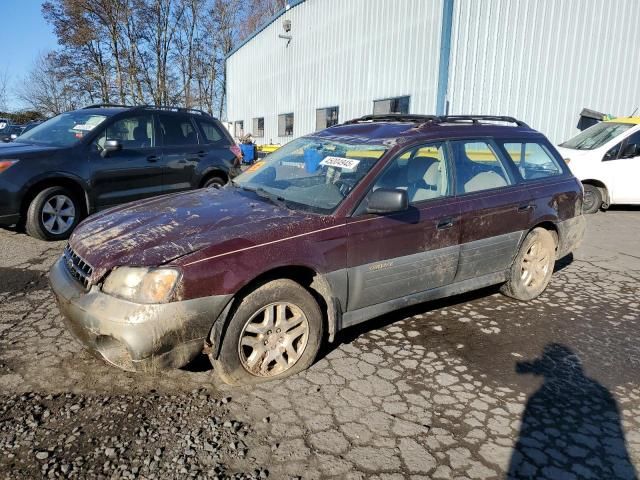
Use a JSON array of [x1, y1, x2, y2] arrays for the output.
[[63, 244, 93, 289]]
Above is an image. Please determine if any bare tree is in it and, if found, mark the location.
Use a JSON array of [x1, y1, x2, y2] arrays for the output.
[[0, 69, 9, 112]]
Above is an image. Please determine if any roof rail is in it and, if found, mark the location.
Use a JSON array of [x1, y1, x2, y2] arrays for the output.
[[342, 114, 529, 128], [82, 103, 215, 118], [344, 114, 440, 125], [83, 103, 130, 109], [439, 115, 529, 127]]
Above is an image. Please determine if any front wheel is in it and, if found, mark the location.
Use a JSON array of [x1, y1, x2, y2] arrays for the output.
[[25, 186, 82, 241], [501, 228, 556, 301], [211, 279, 324, 385], [203, 175, 226, 189], [582, 184, 602, 214]]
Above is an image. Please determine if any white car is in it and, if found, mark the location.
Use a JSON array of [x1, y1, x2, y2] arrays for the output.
[[556, 118, 640, 213]]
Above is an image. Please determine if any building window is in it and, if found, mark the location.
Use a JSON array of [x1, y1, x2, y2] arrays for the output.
[[234, 120, 244, 138], [316, 106, 339, 131], [373, 96, 410, 115], [278, 113, 294, 136], [252, 117, 264, 137]]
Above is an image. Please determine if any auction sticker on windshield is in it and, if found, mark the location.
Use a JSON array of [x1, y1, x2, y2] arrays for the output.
[[320, 156, 360, 171]]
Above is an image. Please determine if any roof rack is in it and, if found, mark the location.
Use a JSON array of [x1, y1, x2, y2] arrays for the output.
[[342, 114, 528, 128], [82, 103, 214, 118], [344, 114, 440, 125]]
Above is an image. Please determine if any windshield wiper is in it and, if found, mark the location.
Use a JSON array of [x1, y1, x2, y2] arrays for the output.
[[255, 187, 290, 209]]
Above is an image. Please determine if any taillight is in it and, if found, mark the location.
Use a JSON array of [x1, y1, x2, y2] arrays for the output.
[[230, 144, 241, 159]]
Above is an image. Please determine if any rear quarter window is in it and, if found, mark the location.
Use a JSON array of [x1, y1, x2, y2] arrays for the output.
[[502, 142, 563, 180], [197, 119, 228, 145]]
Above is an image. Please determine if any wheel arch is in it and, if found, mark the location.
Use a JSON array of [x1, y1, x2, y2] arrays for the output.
[[207, 265, 341, 360], [581, 179, 610, 206], [20, 175, 90, 219]]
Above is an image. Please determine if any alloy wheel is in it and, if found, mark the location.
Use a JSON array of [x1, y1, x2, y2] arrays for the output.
[[520, 241, 550, 288], [41, 194, 76, 235]]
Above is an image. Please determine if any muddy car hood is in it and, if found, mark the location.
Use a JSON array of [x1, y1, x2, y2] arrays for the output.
[[70, 187, 320, 282]]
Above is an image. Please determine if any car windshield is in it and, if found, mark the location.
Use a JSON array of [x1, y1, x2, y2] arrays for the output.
[[234, 136, 388, 214], [18, 112, 107, 147], [560, 122, 634, 150]]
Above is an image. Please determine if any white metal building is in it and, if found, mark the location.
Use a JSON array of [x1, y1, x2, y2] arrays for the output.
[[226, 0, 640, 145]]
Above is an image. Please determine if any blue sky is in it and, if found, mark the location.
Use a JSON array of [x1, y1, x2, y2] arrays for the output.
[[1, 1, 57, 109]]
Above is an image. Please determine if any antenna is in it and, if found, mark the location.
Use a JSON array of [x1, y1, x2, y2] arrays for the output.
[[629, 107, 638, 117]]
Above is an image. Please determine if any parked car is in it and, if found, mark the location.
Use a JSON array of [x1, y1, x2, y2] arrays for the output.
[[20, 120, 43, 135], [50, 114, 585, 385], [556, 117, 640, 213], [0, 124, 24, 142], [0, 104, 239, 240]]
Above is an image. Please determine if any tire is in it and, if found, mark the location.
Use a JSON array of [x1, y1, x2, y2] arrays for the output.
[[582, 184, 602, 214], [203, 175, 226, 189], [25, 186, 82, 241], [501, 228, 556, 302], [211, 279, 324, 385]]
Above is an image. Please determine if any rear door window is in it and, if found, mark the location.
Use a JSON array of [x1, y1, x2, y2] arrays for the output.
[[503, 142, 563, 179], [451, 140, 513, 194], [159, 114, 199, 146], [95, 115, 155, 150], [196, 119, 227, 144]]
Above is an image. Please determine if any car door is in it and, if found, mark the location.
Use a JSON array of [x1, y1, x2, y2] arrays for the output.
[[195, 117, 236, 177], [345, 142, 461, 315], [158, 113, 201, 193], [89, 113, 164, 209], [451, 139, 533, 282], [602, 130, 640, 204]]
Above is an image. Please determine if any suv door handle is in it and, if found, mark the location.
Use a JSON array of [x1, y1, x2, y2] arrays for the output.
[[196, 151, 207, 158], [436, 218, 454, 230], [517, 203, 534, 212], [146, 155, 159, 163]]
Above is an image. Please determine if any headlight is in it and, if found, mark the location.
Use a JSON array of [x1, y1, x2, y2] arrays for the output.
[[0, 159, 19, 174], [102, 267, 180, 304]]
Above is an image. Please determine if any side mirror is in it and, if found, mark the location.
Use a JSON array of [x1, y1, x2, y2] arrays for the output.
[[620, 143, 640, 159], [101, 139, 122, 157], [366, 188, 409, 214]]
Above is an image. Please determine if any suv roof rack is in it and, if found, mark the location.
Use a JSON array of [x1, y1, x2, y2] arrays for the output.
[[343, 114, 528, 128], [83, 103, 214, 118]]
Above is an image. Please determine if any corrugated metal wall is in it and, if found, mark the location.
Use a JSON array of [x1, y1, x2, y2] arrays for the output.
[[447, 0, 640, 142], [228, 0, 640, 145], [226, 0, 444, 144]]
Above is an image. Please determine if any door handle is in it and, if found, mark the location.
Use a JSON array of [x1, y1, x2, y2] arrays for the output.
[[517, 203, 534, 212], [196, 151, 207, 158], [436, 218, 454, 230], [146, 155, 159, 163]]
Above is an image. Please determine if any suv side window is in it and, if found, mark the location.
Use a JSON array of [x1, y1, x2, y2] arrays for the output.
[[451, 140, 512, 194], [503, 142, 562, 179], [95, 115, 155, 150], [159, 114, 198, 146], [196, 119, 226, 144], [372, 142, 451, 204]]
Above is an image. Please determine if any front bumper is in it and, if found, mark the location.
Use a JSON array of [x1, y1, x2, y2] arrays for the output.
[[0, 177, 21, 226], [556, 214, 586, 259], [49, 257, 232, 372]]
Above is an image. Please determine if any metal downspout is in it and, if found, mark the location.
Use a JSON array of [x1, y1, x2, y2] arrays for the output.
[[436, 0, 455, 115]]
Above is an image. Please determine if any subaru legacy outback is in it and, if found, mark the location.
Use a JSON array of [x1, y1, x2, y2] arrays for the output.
[[0, 104, 238, 240], [50, 115, 585, 385]]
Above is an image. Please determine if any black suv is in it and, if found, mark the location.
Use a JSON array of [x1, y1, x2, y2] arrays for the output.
[[0, 104, 239, 240]]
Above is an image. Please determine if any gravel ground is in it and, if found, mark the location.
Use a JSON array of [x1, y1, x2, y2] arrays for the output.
[[0, 210, 639, 479]]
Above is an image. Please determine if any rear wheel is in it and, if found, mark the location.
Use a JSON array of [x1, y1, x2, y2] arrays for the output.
[[25, 186, 82, 241], [501, 228, 556, 301], [582, 184, 602, 214], [211, 279, 324, 385], [203, 175, 226, 189]]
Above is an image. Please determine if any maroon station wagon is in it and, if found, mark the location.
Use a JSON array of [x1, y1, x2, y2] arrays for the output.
[[50, 115, 585, 385]]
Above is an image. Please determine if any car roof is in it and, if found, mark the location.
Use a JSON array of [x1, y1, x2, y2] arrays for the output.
[[315, 115, 541, 144], [606, 117, 640, 125]]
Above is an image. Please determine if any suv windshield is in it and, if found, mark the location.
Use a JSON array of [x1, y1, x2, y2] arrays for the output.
[[560, 122, 634, 150], [18, 111, 108, 147], [234, 136, 388, 214]]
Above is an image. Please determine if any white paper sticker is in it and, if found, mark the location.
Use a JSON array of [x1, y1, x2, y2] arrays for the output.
[[0, 122, 6, 129], [319, 156, 360, 171], [73, 124, 98, 131]]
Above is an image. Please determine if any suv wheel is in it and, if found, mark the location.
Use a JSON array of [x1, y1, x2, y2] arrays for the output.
[[582, 184, 602, 214], [211, 279, 324, 385], [203, 175, 226, 189], [501, 228, 556, 301], [25, 186, 82, 241]]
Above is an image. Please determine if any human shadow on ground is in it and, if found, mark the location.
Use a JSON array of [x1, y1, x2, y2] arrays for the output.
[[507, 343, 638, 480]]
